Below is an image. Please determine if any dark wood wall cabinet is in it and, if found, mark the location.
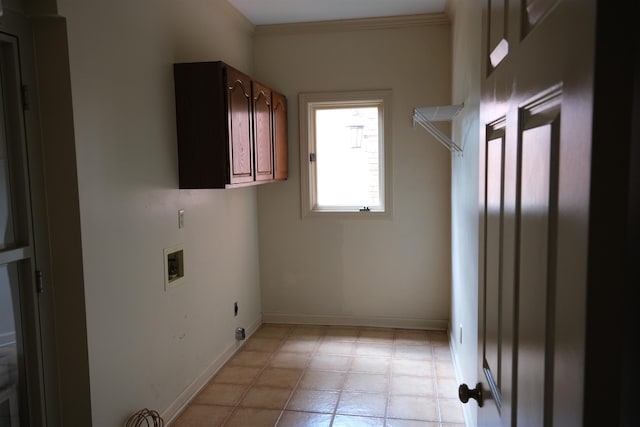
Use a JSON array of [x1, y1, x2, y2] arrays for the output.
[[173, 61, 288, 189]]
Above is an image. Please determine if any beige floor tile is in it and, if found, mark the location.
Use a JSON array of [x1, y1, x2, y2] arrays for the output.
[[298, 370, 346, 390], [227, 350, 272, 368], [244, 337, 283, 353], [309, 354, 352, 371], [270, 352, 311, 369], [336, 392, 387, 417], [332, 414, 385, 426], [439, 398, 465, 424], [392, 360, 433, 377], [224, 407, 281, 427], [194, 383, 247, 406], [343, 373, 388, 393], [286, 389, 339, 413], [393, 345, 432, 361], [317, 341, 356, 355], [175, 325, 466, 427], [433, 346, 452, 361], [254, 324, 293, 339], [436, 378, 459, 399], [355, 343, 393, 358], [239, 386, 292, 409], [390, 376, 435, 397], [277, 411, 333, 427], [255, 367, 302, 389], [358, 328, 395, 343], [393, 330, 431, 346], [291, 325, 327, 338], [349, 357, 390, 374], [280, 338, 319, 353], [385, 420, 439, 427], [212, 366, 261, 385], [434, 360, 456, 379], [388, 395, 438, 421], [324, 327, 360, 341], [172, 404, 232, 427]]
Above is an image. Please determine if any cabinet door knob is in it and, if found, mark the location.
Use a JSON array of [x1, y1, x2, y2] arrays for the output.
[[458, 383, 484, 407]]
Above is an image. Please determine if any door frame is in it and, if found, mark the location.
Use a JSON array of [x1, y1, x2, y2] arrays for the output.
[[583, 2, 640, 425], [0, 8, 60, 426]]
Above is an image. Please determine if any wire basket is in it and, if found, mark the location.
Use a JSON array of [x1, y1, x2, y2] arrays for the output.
[[125, 408, 164, 427]]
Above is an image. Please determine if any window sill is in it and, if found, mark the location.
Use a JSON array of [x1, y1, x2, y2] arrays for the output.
[[302, 209, 392, 220]]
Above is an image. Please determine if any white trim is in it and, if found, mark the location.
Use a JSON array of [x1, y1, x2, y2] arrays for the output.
[[261, 312, 447, 331], [449, 330, 475, 427], [161, 316, 262, 424], [254, 13, 449, 36], [299, 90, 393, 219]]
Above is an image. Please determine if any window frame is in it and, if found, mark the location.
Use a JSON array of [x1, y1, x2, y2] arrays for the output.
[[299, 90, 392, 219]]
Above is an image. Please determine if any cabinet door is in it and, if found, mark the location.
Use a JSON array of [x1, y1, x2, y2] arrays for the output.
[[272, 91, 288, 181], [225, 67, 253, 184], [252, 82, 274, 182]]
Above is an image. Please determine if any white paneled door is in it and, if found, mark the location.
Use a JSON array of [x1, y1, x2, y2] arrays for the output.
[[461, 1, 596, 426]]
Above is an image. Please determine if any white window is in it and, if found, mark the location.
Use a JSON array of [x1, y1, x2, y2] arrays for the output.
[[299, 90, 392, 218]]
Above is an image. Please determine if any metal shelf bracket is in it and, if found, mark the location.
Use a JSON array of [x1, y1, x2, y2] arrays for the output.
[[412, 104, 464, 154]]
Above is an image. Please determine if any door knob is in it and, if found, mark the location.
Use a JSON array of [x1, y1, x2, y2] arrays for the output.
[[458, 383, 484, 407]]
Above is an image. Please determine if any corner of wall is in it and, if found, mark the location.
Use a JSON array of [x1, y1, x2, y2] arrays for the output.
[[449, 0, 482, 425]]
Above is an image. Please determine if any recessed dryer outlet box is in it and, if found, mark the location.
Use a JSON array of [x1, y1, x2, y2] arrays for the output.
[[164, 245, 185, 290]]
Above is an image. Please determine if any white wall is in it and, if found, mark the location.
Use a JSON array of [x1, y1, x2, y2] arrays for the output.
[[254, 18, 453, 329], [55, 0, 262, 424], [449, 0, 482, 425]]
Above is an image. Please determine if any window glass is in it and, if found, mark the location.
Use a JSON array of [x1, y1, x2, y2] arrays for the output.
[[315, 106, 380, 209]]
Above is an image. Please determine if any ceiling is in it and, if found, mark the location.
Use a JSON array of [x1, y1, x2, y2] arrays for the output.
[[227, 0, 447, 26]]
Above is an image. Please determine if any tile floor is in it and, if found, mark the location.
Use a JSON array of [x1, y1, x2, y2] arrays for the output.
[[172, 324, 465, 427]]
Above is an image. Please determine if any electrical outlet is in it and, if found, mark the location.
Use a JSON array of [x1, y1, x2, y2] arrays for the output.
[[234, 302, 238, 317]]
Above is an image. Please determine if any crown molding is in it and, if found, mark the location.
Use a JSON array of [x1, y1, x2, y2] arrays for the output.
[[254, 13, 449, 36]]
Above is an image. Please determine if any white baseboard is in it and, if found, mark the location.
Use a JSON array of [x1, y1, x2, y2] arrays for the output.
[[449, 330, 474, 427], [262, 312, 448, 331], [162, 316, 262, 424]]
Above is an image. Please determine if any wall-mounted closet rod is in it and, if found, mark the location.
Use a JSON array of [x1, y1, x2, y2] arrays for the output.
[[412, 107, 463, 153]]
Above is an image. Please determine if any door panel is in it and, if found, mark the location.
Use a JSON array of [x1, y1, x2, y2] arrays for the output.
[[517, 126, 552, 427], [517, 124, 551, 427], [488, 0, 509, 68], [522, 0, 557, 36], [252, 82, 273, 181], [226, 67, 253, 184], [484, 134, 503, 391], [515, 89, 561, 427], [272, 92, 288, 181], [479, 118, 508, 427]]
